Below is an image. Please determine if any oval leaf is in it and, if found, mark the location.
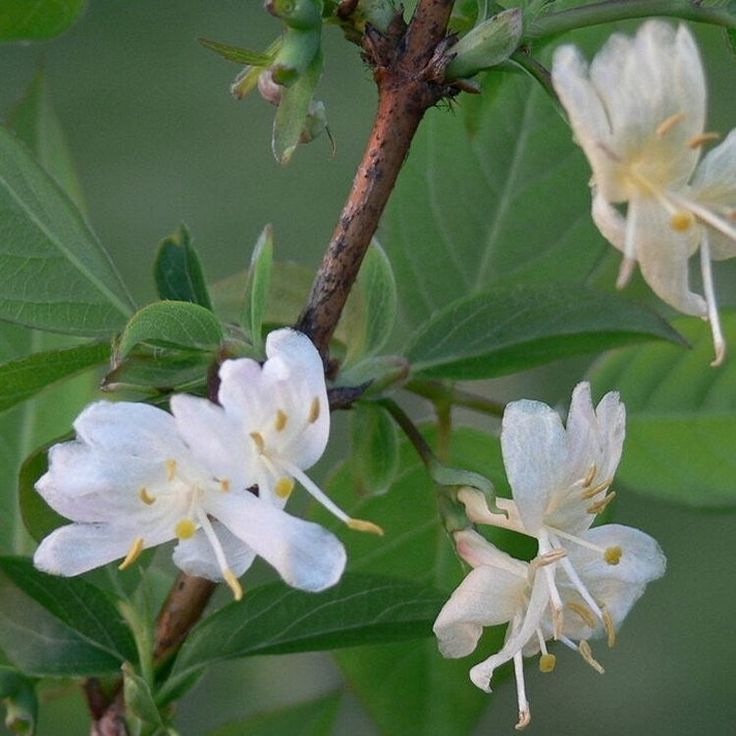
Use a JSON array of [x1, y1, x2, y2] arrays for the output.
[[407, 285, 684, 380], [350, 402, 400, 496], [0, 0, 86, 42], [154, 224, 212, 309], [242, 224, 274, 355]]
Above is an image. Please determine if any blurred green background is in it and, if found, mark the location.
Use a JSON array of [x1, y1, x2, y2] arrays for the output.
[[1, 2, 735, 734]]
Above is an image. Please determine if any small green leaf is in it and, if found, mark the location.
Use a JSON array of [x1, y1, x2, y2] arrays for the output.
[[208, 691, 342, 736], [0, 126, 133, 335], [198, 37, 274, 66], [590, 313, 736, 508], [0, 342, 108, 414], [242, 225, 274, 355], [350, 402, 400, 496], [116, 301, 224, 362], [154, 225, 212, 309], [122, 663, 166, 730], [0, 666, 37, 735], [161, 573, 446, 703], [0, 0, 86, 42], [407, 285, 684, 380]]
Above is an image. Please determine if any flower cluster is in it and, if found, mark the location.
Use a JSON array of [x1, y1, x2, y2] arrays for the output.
[[34, 328, 380, 598], [552, 21, 736, 365], [433, 383, 666, 729]]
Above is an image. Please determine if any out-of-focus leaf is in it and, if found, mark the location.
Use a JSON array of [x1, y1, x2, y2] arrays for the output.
[[0, 342, 108, 414], [0, 0, 86, 42], [198, 37, 274, 66], [407, 285, 684, 380], [350, 402, 399, 496], [208, 691, 342, 736], [590, 313, 736, 508], [0, 126, 133, 335], [161, 573, 446, 704], [242, 224, 274, 355], [154, 225, 212, 309]]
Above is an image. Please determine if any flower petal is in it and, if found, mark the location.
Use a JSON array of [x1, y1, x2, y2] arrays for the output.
[[206, 490, 346, 592], [453, 529, 527, 576]]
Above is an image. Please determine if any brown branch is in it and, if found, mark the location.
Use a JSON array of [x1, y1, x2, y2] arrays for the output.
[[295, 0, 457, 363]]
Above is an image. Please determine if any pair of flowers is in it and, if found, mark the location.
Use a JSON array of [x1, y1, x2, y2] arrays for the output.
[[552, 21, 736, 365], [33, 328, 379, 598], [434, 383, 666, 729]]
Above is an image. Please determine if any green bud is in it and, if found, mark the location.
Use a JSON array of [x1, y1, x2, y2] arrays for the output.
[[271, 27, 322, 85], [266, 0, 323, 30], [445, 8, 522, 80]]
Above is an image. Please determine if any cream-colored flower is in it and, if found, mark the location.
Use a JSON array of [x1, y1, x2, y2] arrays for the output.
[[552, 21, 736, 365]]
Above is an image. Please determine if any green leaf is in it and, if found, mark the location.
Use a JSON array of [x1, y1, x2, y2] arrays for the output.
[[208, 691, 342, 736], [344, 240, 398, 365], [0, 558, 130, 676], [0, 342, 108, 414], [350, 402, 400, 496], [162, 573, 446, 703], [0, 126, 133, 335], [385, 71, 608, 334], [116, 301, 224, 362], [590, 313, 736, 508], [406, 284, 684, 380], [122, 663, 167, 730], [154, 225, 212, 310], [0, 666, 37, 735], [198, 37, 274, 66], [0, 0, 86, 42], [273, 50, 323, 164], [242, 225, 274, 355]]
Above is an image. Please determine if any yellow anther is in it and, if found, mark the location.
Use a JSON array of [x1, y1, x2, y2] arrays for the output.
[[224, 569, 243, 601], [587, 491, 617, 514], [250, 431, 265, 454], [175, 519, 197, 540], [533, 549, 567, 568], [688, 131, 720, 148], [568, 601, 598, 629], [539, 653, 557, 673], [581, 479, 610, 499], [308, 397, 321, 424], [166, 459, 177, 481], [671, 210, 695, 232], [220, 478, 231, 492], [118, 537, 145, 570], [578, 640, 605, 674], [347, 518, 384, 536], [582, 463, 597, 488], [655, 111, 685, 137], [515, 709, 531, 731], [275, 476, 295, 498], [139, 487, 156, 505], [602, 607, 617, 648], [275, 409, 288, 431], [604, 545, 623, 566]]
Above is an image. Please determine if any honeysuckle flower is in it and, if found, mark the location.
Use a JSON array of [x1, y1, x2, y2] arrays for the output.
[[551, 21, 736, 365], [34, 400, 347, 598], [169, 328, 382, 536], [458, 383, 664, 649], [434, 527, 665, 729]]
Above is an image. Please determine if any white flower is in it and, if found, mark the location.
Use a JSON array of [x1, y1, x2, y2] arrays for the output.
[[434, 527, 665, 729], [33, 328, 363, 597], [459, 383, 665, 655], [170, 328, 382, 535], [552, 21, 736, 365]]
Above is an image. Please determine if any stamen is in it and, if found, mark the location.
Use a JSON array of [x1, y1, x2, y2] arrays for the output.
[[587, 491, 617, 514], [532, 549, 567, 568], [568, 601, 598, 628], [582, 463, 597, 488], [275, 476, 295, 498], [539, 654, 557, 673], [617, 199, 638, 288], [602, 607, 617, 648], [669, 190, 736, 242], [275, 409, 288, 431], [670, 211, 695, 232], [118, 537, 145, 570], [223, 569, 244, 601], [559, 557, 605, 624], [701, 232, 727, 367], [139, 487, 156, 505], [175, 519, 197, 540], [688, 131, 720, 148], [166, 459, 177, 481], [604, 545, 623, 565], [308, 397, 321, 424], [655, 111, 685, 137], [513, 651, 531, 730], [348, 518, 385, 536], [250, 431, 266, 454], [219, 478, 231, 492], [578, 640, 605, 674], [581, 479, 610, 500]]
